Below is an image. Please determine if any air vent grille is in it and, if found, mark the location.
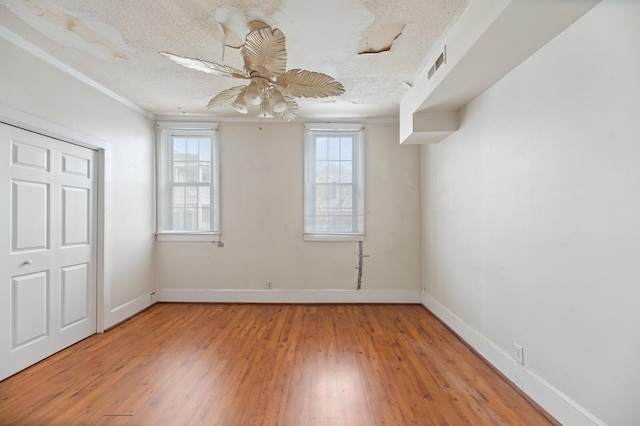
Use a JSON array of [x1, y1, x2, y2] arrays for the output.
[[428, 46, 447, 80]]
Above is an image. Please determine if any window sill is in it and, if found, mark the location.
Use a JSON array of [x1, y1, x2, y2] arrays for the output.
[[303, 233, 364, 242], [156, 232, 220, 242]]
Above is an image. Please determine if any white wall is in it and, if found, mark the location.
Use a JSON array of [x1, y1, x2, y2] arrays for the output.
[[1, 29, 421, 312], [0, 36, 156, 326], [421, 1, 640, 424], [155, 122, 422, 299]]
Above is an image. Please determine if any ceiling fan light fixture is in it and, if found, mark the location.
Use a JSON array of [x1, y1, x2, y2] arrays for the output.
[[270, 89, 288, 113], [232, 92, 248, 113], [259, 97, 274, 118], [244, 81, 262, 105]]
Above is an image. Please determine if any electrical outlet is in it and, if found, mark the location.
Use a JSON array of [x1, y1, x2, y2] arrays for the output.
[[513, 343, 524, 365], [266, 280, 272, 290], [150, 291, 157, 302]]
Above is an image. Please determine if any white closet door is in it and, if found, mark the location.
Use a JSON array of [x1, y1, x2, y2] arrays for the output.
[[0, 123, 97, 381]]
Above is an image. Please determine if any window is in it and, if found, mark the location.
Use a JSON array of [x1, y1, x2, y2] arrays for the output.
[[156, 121, 220, 242], [304, 123, 365, 241]]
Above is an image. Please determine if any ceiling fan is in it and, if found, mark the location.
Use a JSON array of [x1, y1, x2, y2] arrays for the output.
[[160, 21, 345, 121]]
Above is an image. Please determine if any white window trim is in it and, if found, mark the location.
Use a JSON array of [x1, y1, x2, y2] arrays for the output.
[[156, 232, 219, 242], [304, 123, 365, 242], [156, 121, 220, 242], [303, 233, 364, 242]]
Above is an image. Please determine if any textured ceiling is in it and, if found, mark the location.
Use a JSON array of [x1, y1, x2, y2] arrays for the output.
[[0, 0, 470, 120]]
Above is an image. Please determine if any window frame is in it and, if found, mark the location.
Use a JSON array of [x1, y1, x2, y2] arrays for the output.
[[156, 121, 220, 242], [304, 123, 365, 242]]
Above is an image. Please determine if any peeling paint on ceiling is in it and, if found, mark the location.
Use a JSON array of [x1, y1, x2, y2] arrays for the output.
[[2, 0, 132, 60], [359, 22, 405, 54], [213, 4, 269, 53], [271, 0, 374, 77], [0, 0, 471, 119]]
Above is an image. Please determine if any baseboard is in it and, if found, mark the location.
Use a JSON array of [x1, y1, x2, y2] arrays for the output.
[[157, 289, 421, 304], [105, 293, 155, 330], [422, 294, 605, 426]]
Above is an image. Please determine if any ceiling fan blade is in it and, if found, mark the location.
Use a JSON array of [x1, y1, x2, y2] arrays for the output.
[[273, 95, 299, 122], [277, 69, 345, 98], [206, 85, 246, 109], [247, 20, 270, 33], [160, 52, 248, 79], [242, 27, 287, 77]]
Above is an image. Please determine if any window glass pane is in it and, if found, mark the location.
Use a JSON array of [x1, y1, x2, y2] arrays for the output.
[[315, 210, 328, 231], [315, 161, 328, 183], [340, 185, 352, 208], [327, 208, 341, 217], [199, 138, 211, 161], [185, 208, 197, 231], [173, 209, 185, 231], [328, 184, 340, 208], [173, 162, 186, 183], [327, 211, 339, 230], [173, 138, 186, 161], [173, 186, 185, 207], [340, 161, 352, 183], [199, 162, 211, 183], [328, 137, 340, 160], [186, 162, 199, 183], [186, 186, 198, 207], [316, 184, 328, 209], [316, 137, 328, 160], [199, 207, 210, 231], [186, 138, 199, 160], [327, 161, 340, 183], [341, 216, 353, 232], [340, 138, 352, 161], [316, 208, 328, 218], [198, 187, 210, 207]]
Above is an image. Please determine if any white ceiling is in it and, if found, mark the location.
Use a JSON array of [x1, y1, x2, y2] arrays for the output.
[[0, 0, 470, 120]]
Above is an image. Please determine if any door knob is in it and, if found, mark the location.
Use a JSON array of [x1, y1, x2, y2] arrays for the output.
[[23, 259, 32, 265]]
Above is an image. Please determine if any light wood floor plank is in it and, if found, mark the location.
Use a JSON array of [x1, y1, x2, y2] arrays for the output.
[[0, 303, 555, 425]]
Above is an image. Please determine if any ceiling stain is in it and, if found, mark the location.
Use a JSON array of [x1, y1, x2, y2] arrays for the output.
[[221, 24, 243, 49], [212, 5, 271, 45], [270, 0, 374, 77], [0, 0, 471, 117], [358, 22, 405, 54], [3, 0, 132, 60], [212, 5, 272, 60]]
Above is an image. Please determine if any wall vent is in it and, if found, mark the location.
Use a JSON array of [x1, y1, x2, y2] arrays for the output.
[[428, 46, 447, 80]]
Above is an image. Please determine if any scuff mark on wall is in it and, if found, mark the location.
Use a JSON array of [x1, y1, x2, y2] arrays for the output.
[[356, 241, 370, 290], [2, 0, 132, 60], [358, 22, 405, 54]]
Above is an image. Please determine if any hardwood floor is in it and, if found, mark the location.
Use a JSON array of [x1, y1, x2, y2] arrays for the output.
[[0, 303, 554, 425]]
